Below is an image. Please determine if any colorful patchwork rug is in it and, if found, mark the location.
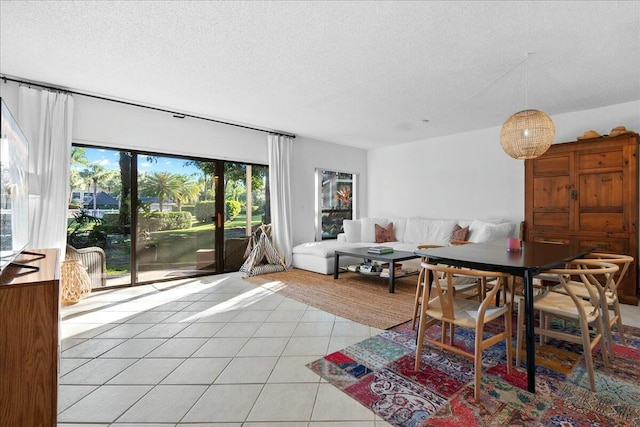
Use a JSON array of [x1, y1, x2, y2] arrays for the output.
[[307, 319, 640, 426]]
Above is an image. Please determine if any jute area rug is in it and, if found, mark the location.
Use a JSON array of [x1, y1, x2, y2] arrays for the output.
[[242, 268, 418, 330]]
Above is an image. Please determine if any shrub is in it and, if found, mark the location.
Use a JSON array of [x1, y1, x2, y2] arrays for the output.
[[181, 205, 195, 216], [101, 212, 120, 227], [139, 211, 192, 232], [194, 201, 215, 222], [226, 199, 242, 220]]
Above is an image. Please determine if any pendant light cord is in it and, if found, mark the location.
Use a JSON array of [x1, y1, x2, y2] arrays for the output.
[[437, 53, 530, 118]]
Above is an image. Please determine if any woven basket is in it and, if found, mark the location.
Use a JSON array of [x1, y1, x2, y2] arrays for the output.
[[61, 259, 92, 305]]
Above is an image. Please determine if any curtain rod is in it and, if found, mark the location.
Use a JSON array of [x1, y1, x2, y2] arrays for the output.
[[1, 75, 296, 139]]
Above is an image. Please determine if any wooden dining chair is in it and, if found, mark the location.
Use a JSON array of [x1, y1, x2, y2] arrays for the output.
[[551, 253, 633, 357], [411, 245, 479, 330], [449, 239, 505, 305], [414, 262, 512, 401], [515, 259, 618, 391]]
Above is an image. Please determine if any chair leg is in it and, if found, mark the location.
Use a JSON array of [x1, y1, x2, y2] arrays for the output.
[[474, 327, 483, 401], [515, 298, 524, 367], [505, 303, 512, 375], [411, 270, 424, 330], [600, 301, 615, 358], [414, 280, 431, 371], [596, 315, 610, 368], [449, 323, 455, 346], [578, 316, 598, 392], [612, 300, 626, 345]]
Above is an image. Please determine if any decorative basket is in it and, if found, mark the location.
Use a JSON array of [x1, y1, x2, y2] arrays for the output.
[[61, 259, 92, 305]]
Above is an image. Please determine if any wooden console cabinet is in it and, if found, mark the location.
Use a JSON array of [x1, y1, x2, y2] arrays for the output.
[[524, 133, 639, 304], [0, 249, 60, 427]]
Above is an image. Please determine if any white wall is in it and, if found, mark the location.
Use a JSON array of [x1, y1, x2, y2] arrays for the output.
[[367, 101, 640, 223]]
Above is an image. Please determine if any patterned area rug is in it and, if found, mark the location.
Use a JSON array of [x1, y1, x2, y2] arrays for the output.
[[307, 318, 640, 426]]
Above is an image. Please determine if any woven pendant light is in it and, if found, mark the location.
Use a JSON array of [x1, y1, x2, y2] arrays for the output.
[[500, 109, 555, 159]]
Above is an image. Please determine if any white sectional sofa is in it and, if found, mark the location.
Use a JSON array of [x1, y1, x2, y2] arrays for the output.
[[291, 217, 519, 274]]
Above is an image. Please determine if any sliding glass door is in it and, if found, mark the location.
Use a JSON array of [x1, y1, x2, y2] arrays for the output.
[[68, 145, 268, 288]]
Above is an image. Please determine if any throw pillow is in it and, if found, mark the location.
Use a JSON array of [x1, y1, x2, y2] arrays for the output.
[[375, 222, 396, 243], [451, 224, 469, 241]]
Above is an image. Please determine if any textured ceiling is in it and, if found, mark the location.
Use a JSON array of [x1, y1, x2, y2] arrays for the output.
[[1, 1, 639, 149]]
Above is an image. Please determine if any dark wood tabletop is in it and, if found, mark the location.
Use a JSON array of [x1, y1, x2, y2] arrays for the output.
[[414, 240, 592, 275]]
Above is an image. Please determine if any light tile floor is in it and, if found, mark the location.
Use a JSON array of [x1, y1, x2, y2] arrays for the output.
[[58, 272, 640, 426], [58, 272, 393, 426]]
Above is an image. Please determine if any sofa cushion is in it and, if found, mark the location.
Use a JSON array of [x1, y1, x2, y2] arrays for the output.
[[468, 220, 513, 243], [292, 241, 367, 258], [451, 224, 469, 241], [375, 222, 396, 243], [404, 218, 457, 245], [342, 219, 361, 242]]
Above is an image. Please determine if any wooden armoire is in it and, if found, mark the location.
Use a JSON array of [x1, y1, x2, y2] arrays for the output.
[[524, 132, 639, 304]]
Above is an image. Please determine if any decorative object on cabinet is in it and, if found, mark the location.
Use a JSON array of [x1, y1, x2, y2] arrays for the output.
[[524, 131, 639, 303], [609, 126, 634, 137], [577, 130, 601, 140]]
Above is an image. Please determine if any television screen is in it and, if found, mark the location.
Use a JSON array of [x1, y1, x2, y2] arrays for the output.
[[0, 97, 29, 273]]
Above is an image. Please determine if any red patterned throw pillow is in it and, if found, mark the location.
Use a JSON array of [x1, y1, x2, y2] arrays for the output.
[[375, 223, 396, 243], [451, 224, 469, 241]]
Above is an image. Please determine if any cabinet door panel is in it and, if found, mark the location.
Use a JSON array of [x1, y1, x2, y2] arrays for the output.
[[578, 170, 625, 232], [579, 172, 623, 208], [533, 212, 570, 228], [579, 213, 624, 231], [532, 176, 570, 209], [577, 149, 624, 169], [533, 155, 570, 175]]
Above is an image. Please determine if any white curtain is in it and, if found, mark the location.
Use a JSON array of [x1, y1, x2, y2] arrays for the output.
[[267, 134, 293, 267], [19, 86, 74, 255]]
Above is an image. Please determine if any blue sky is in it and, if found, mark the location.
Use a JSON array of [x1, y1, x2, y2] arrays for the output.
[[75, 147, 203, 177]]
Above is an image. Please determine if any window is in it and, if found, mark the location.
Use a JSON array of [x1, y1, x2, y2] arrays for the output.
[[316, 169, 356, 240]]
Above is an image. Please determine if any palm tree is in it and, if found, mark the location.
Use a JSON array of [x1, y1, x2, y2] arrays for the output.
[[68, 169, 86, 205], [174, 175, 202, 211], [79, 163, 109, 216], [139, 171, 182, 212], [185, 160, 215, 200], [102, 170, 121, 197], [70, 147, 88, 167]]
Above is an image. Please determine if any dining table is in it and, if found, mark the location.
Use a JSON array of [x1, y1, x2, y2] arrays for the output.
[[414, 239, 593, 393]]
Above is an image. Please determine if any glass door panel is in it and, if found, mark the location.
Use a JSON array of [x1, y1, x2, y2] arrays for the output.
[[135, 154, 216, 282], [222, 162, 269, 272], [68, 146, 132, 288]]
